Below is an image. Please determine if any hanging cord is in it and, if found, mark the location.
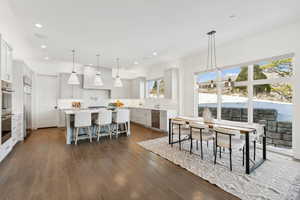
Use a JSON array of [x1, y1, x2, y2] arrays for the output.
[[96, 54, 101, 75], [213, 32, 218, 70], [72, 49, 75, 72], [206, 30, 216, 71], [116, 58, 120, 77], [207, 34, 210, 70]]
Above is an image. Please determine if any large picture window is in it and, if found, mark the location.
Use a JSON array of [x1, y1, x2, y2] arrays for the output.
[[221, 66, 248, 122], [146, 78, 165, 98], [197, 71, 218, 118], [196, 54, 294, 148]]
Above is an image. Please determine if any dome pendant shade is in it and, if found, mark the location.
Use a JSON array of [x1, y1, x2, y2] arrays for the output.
[[68, 49, 80, 85], [114, 58, 123, 87], [94, 73, 104, 86], [94, 54, 104, 86], [68, 71, 80, 85], [114, 75, 123, 87]]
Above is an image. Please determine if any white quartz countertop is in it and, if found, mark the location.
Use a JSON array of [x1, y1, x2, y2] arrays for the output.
[[62, 108, 115, 114], [126, 106, 176, 112]]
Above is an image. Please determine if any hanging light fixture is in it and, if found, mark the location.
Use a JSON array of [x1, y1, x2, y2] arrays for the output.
[[68, 49, 80, 85], [205, 31, 232, 88], [114, 58, 123, 87], [94, 54, 104, 86], [206, 30, 218, 88]]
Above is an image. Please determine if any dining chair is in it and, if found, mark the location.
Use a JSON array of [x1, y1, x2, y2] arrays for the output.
[[241, 122, 265, 165], [189, 122, 214, 159], [213, 126, 244, 171], [112, 109, 130, 138], [170, 119, 190, 150], [95, 110, 112, 141], [74, 111, 92, 145]]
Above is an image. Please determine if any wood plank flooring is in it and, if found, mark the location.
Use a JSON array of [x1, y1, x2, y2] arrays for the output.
[[0, 123, 239, 200]]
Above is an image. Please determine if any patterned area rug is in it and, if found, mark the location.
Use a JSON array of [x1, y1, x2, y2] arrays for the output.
[[138, 136, 300, 200]]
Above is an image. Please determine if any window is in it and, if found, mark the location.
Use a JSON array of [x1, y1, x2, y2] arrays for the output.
[[254, 58, 293, 80], [221, 66, 248, 122], [195, 55, 294, 148], [197, 71, 218, 118], [146, 78, 165, 98]]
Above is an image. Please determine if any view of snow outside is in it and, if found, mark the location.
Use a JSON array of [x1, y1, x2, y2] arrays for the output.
[[197, 58, 293, 122]]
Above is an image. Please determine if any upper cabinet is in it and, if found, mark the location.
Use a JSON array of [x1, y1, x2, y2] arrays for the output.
[[130, 77, 145, 99], [83, 67, 113, 90], [164, 68, 178, 99], [0, 38, 13, 83], [110, 77, 145, 99]]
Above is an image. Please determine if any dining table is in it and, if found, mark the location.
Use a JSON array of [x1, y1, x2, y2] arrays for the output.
[[168, 116, 267, 174]]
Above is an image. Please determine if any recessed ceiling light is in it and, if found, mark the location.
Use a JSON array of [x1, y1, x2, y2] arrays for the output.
[[44, 56, 49, 60], [152, 51, 158, 56], [41, 45, 47, 49], [134, 61, 139, 65], [35, 23, 43, 28]]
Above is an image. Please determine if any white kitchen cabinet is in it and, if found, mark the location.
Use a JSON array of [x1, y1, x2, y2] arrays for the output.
[[160, 110, 177, 132], [83, 66, 113, 90], [111, 77, 145, 99], [12, 113, 23, 141], [164, 68, 178, 100], [130, 77, 145, 99], [0, 38, 13, 82], [110, 79, 132, 99], [59, 73, 83, 99], [129, 107, 176, 132]]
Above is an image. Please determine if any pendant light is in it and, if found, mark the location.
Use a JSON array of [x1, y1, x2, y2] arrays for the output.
[[114, 58, 123, 87], [94, 54, 104, 86], [68, 49, 80, 85], [206, 31, 233, 88], [206, 30, 218, 71]]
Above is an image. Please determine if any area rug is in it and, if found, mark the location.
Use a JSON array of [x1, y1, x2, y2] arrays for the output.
[[138, 136, 300, 200]]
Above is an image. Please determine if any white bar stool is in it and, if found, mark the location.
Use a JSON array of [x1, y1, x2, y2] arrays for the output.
[[74, 111, 92, 145], [112, 109, 129, 138], [95, 110, 112, 141]]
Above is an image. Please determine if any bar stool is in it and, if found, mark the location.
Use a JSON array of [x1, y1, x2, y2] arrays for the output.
[[213, 126, 244, 171], [170, 119, 190, 150], [189, 122, 214, 159], [112, 109, 129, 138], [95, 110, 112, 141], [74, 111, 92, 145]]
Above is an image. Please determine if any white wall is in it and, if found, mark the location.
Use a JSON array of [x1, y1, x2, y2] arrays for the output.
[[0, 0, 37, 69]]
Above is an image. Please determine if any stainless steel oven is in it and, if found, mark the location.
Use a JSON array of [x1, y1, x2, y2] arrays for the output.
[[1, 80, 13, 144], [1, 113, 12, 144]]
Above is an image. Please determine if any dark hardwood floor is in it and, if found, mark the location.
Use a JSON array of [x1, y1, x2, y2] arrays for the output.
[[0, 123, 239, 200]]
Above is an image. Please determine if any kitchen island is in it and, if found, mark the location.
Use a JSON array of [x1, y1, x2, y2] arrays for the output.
[[64, 108, 130, 144], [127, 106, 177, 132]]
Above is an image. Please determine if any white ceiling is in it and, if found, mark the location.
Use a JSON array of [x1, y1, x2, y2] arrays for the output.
[[8, 0, 300, 69]]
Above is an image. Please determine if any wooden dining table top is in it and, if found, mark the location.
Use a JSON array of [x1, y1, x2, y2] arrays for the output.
[[171, 116, 258, 134]]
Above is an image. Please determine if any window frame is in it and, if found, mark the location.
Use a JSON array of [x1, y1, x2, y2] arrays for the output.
[[146, 77, 165, 99], [194, 53, 294, 124]]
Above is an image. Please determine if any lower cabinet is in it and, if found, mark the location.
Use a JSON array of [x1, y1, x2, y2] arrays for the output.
[[0, 113, 23, 163], [129, 107, 177, 132]]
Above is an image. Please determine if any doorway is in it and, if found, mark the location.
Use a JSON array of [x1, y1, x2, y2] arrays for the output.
[[36, 74, 58, 128]]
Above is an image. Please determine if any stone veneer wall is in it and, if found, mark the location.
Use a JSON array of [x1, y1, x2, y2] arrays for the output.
[[198, 106, 292, 148]]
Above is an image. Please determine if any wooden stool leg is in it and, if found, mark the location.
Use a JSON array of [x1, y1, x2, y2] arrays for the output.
[[89, 127, 92, 143], [230, 148, 232, 171], [97, 126, 101, 142], [75, 128, 79, 145], [108, 125, 112, 139], [190, 128, 193, 154]]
